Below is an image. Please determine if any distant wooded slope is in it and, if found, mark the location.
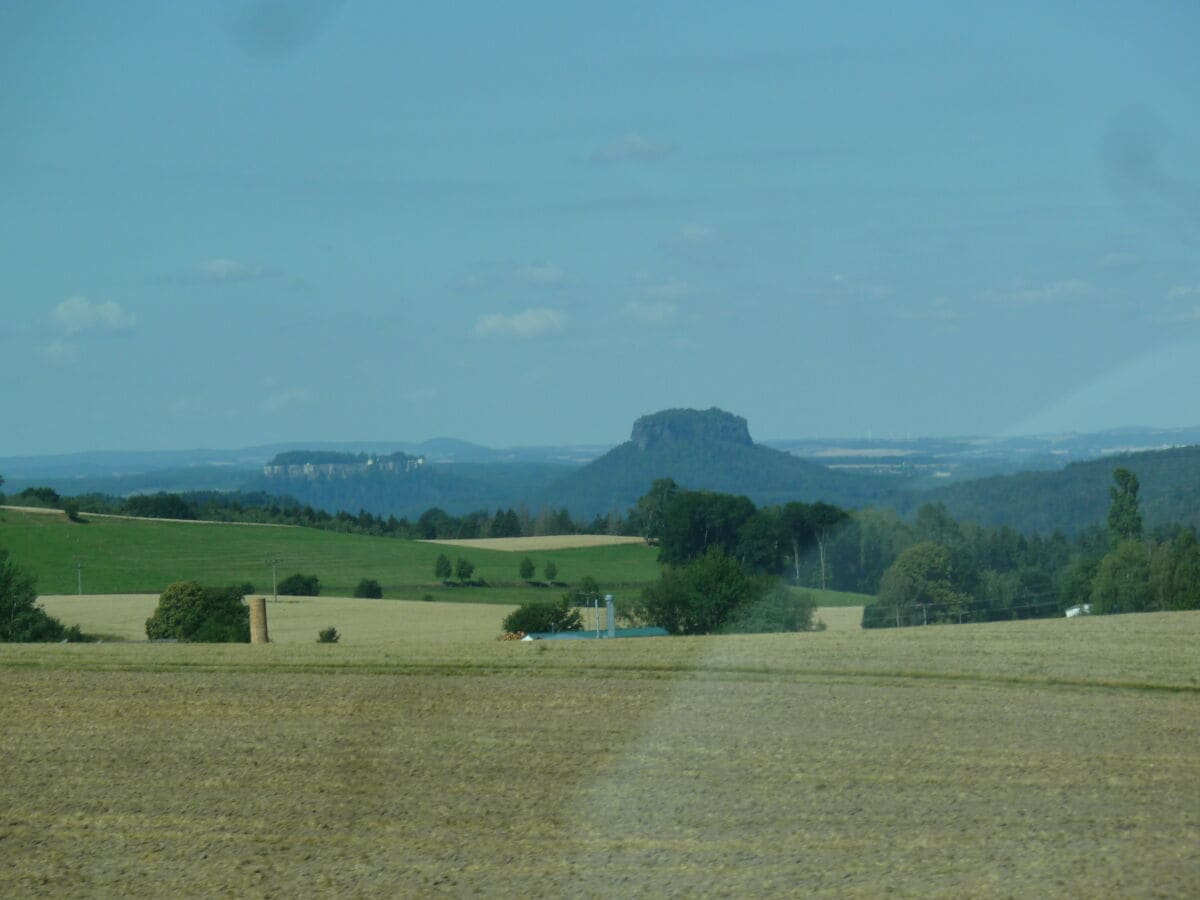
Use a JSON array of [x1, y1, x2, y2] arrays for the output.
[[888, 444, 1200, 534]]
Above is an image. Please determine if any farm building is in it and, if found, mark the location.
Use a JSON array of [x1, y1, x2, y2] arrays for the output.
[[521, 627, 669, 641]]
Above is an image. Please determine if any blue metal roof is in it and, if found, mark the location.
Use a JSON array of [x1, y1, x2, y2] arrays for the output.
[[522, 627, 669, 641]]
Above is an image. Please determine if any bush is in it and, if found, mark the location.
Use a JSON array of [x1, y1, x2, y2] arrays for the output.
[[434, 553, 452, 580], [720, 585, 816, 634], [502, 595, 583, 635], [277, 573, 320, 596], [145, 581, 250, 642], [0, 548, 90, 642], [317, 626, 340, 643], [544, 561, 558, 582], [233, 581, 255, 596], [353, 578, 383, 599], [62, 498, 82, 522], [519, 557, 535, 580], [634, 547, 771, 635]]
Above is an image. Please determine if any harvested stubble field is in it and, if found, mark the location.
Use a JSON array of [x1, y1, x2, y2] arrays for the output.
[[1, 610, 1197, 897], [36, 594, 866, 644], [37, 594, 514, 645]]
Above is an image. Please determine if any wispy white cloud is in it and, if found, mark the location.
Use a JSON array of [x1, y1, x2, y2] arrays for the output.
[[633, 276, 692, 301], [665, 223, 730, 265], [52, 296, 136, 335], [169, 396, 208, 417], [1098, 250, 1141, 269], [676, 223, 718, 245], [200, 258, 273, 282], [1158, 307, 1200, 323], [895, 297, 965, 323], [1167, 284, 1200, 300], [829, 274, 892, 301], [514, 264, 567, 287], [623, 300, 678, 325], [401, 387, 438, 403], [41, 339, 80, 365], [455, 262, 572, 292], [474, 308, 566, 338], [163, 258, 277, 285], [261, 387, 312, 412], [984, 279, 1091, 306], [591, 134, 677, 163]]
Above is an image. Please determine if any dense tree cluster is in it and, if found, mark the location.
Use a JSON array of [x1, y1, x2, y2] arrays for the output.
[[861, 468, 1200, 626], [645, 481, 850, 587], [277, 573, 320, 596], [0, 548, 90, 642]]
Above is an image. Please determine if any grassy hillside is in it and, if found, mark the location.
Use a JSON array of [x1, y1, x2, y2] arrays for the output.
[[0, 610, 1195, 896], [0, 508, 661, 600]]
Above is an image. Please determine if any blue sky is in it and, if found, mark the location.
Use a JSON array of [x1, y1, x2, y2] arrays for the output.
[[3, 1, 1199, 455]]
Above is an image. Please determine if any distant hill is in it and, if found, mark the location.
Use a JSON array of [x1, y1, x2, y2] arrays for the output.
[[889, 444, 1200, 535], [542, 408, 898, 515], [242, 461, 570, 519], [9, 418, 1200, 528]]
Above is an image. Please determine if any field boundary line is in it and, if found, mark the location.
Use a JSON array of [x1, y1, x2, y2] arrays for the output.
[[3, 656, 1195, 694], [1, 504, 297, 528]]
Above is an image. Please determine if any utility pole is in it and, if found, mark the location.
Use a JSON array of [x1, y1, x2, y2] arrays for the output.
[[73, 557, 83, 595], [267, 557, 280, 601]]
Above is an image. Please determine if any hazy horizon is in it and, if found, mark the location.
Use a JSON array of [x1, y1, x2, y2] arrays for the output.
[[6, 413, 1200, 462], [4, 2, 1198, 456]]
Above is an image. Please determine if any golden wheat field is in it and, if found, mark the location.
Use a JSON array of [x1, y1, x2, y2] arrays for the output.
[[37, 594, 511, 645], [2, 605, 1197, 897]]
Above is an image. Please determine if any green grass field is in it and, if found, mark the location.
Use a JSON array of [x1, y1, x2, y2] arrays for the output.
[[2, 601, 1197, 896], [0, 507, 662, 601]]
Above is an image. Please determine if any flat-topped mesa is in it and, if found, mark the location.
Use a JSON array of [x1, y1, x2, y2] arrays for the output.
[[630, 407, 754, 451]]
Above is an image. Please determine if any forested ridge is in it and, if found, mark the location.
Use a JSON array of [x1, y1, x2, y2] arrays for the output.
[[890, 444, 1200, 535]]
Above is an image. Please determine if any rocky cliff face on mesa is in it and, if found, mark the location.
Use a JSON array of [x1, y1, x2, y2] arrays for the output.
[[631, 408, 753, 451]]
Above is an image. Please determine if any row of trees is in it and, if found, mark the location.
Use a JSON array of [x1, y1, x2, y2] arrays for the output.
[[861, 468, 1200, 626], [4, 485, 631, 542], [518, 557, 558, 583], [433, 554, 476, 584]]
